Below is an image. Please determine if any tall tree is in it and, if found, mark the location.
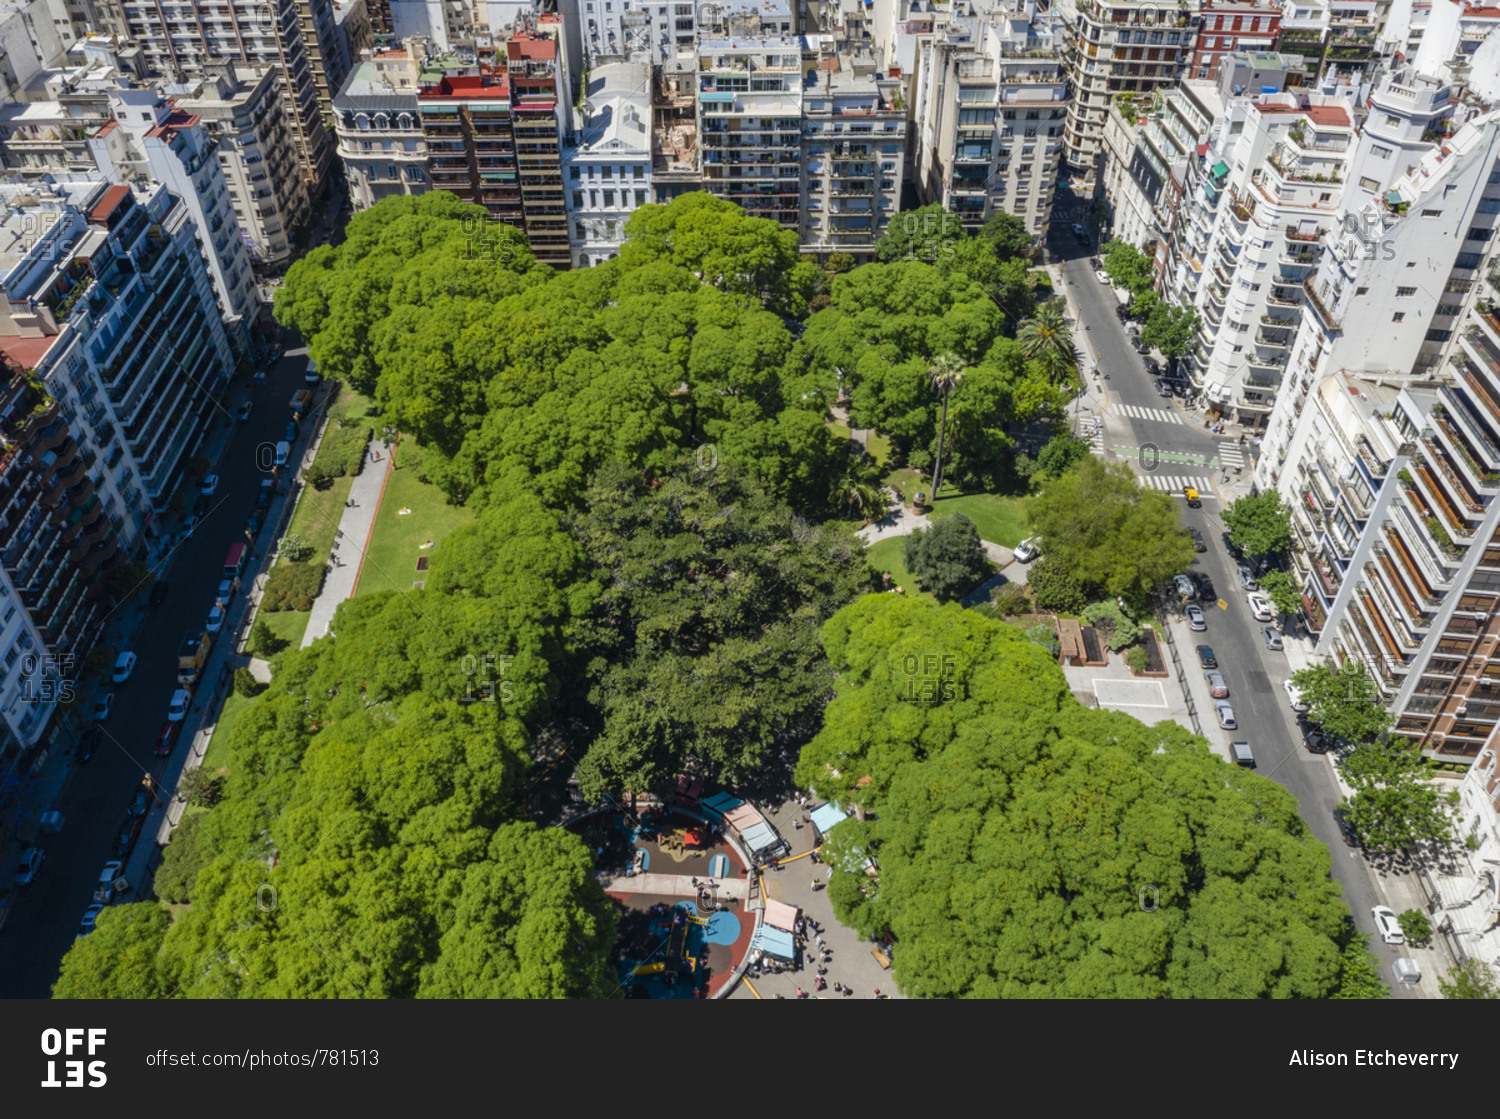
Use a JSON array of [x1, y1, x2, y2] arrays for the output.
[[1439, 958, 1500, 999], [1257, 569, 1302, 617], [1140, 302, 1201, 359], [1291, 662, 1392, 745], [53, 904, 170, 999], [903, 513, 991, 601], [1027, 457, 1196, 599], [1338, 738, 1455, 854], [1101, 238, 1155, 295], [1017, 301, 1077, 385], [927, 351, 966, 500], [1222, 490, 1293, 558]]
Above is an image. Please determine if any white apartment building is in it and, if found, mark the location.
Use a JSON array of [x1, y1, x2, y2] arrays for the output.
[[697, 36, 803, 231], [166, 63, 312, 269], [89, 89, 258, 347], [910, 3, 1067, 238], [564, 60, 651, 266], [802, 58, 905, 260], [1439, 739, 1500, 966], [333, 44, 429, 212], [565, 0, 696, 61]]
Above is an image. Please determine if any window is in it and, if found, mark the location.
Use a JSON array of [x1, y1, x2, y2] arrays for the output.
[[1396, 286, 1416, 297], [603, 190, 615, 207], [602, 166, 612, 179], [1359, 177, 1380, 191], [1319, 192, 1331, 202], [634, 165, 644, 180], [570, 167, 580, 179], [1372, 144, 1391, 159], [1393, 312, 1405, 322], [572, 191, 584, 208], [635, 190, 646, 206], [1468, 227, 1494, 242], [1422, 209, 1442, 217], [1425, 329, 1452, 343], [1386, 115, 1401, 127]]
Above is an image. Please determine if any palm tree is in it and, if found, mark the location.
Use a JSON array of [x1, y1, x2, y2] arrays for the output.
[[927, 351, 966, 502], [829, 460, 888, 523], [1018, 301, 1078, 385]]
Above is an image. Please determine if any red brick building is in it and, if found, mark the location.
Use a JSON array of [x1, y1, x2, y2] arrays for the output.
[[1190, 2, 1282, 80]]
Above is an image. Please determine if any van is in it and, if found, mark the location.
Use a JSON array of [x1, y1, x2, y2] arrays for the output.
[[289, 389, 311, 417], [39, 811, 64, 834], [275, 441, 290, 467], [1230, 741, 1256, 768]]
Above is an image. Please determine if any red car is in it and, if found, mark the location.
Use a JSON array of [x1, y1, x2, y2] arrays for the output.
[[154, 721, 181, 757]]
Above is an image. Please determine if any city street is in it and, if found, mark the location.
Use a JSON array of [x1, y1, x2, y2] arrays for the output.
[[1051, 226, 1421, 996], [0, 334, 312, 998]]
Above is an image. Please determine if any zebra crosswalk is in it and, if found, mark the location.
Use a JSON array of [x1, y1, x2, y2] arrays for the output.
[[1112, 403, 1185, 425], [1216, 440, 1246, 471], [1139, 474, 1213, 494]]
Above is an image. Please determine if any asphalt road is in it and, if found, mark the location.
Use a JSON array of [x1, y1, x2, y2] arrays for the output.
[[0, 335, 311, 998], [1052, 228, 1415, 995]]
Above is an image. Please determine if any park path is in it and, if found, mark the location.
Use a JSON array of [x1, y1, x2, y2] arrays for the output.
[[301, 440, 393, 647]]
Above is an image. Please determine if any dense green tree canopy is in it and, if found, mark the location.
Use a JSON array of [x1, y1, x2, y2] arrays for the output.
[[53, 904, 169, 999], [1222, 491, 1294, 558], [903, 514, 991, 601], [1028, 457, 1195, 599], [1291, 662, 1392, 745], [795, 595, 1350, 998]]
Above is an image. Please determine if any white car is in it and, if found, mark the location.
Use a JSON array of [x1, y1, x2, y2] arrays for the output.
[[1014, 537, 1040, 563], [206, 603, 225, 635], [1186, 603, 1206, 631], [167, 688, 191, 722], [111, 651, 136, 683], [1174, 574, 1196, 598], [181, 515, 197, 539], [1247, 592, 1274, 622], [15, 845, 43, 886], [1284, 679, 1310, 712], [1215, 701, 1237, 730], [1095, 268, 1111, 284], [91, 694, 114, 721], [216, 578, 237, 606], [1372, 905, 1404, 944], [77, 904, 104, 937], [238, 400, 253, 422], [201, 474, 219, 496], [1071, 222, 1087, 238]]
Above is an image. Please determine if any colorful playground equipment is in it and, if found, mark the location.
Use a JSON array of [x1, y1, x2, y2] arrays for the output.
[[632, 962, 665, 976]]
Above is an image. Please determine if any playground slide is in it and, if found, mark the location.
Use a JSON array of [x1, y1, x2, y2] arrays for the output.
[[633, 962, 665, 976]]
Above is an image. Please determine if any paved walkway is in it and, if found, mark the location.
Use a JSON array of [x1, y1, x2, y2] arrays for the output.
[[301, 441, 392, 647], [601, 871, 749, 899]]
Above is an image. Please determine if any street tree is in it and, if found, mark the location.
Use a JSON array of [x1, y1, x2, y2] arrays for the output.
[[1026, 554, 1087, 613], [795, 594, 1350, 998], [1035, 432, 1091, 478], [1101, 239, 1154, 295], [53, 904, 169, 999], [1439, 958, 1500, 999], [977, 210, 1034, 262], [1257, 569, 1302, 617], [903, 514, 991, 601], [1290, 662, 1392, 744], [1027, 456, 1195, 600], [1339, 738, 1455, 854], [1140, 302, 1201, 359], [1332, 928, 1390, 999], [1222, 490, 1293, 558]]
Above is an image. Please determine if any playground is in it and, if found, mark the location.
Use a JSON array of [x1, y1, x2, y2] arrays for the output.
[[569, 806, 756, 998]]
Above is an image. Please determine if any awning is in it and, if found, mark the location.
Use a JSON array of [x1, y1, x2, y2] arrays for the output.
[[1210, 160, 1229, 179], [739, 821, 781, 853], [750, 926, 796, 961], [810, 802, 849, 835], [724, 804, 762, 831], [763, 898, 800, 932], [701, 791, 743, 818]]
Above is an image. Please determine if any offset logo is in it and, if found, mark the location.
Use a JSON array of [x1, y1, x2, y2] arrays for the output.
[[40, 1028, 106, 1088]]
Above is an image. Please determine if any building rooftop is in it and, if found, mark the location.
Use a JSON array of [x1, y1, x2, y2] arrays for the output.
[[576, 63, 651, 152], [144, 108, 201, 142], [1256, 101, 1352, 128]]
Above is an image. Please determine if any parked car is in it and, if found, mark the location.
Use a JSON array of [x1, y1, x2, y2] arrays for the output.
[[1188, 528, 1206, 552], [274, 441, 290, 467], [128, 787, 150, 817], [149, 581, 170, 607], [238, 400, 253, 422], [77, 905, 104, 937], [1144, 358, 1162, 376], [1223, 533, 1244, 560], [181, 515, 198, 539], [1284, 679, 1310, 712], [77, 723, 101, 763], [1230, 741, 1256, 768], [14, 845, 43, 886], [1195, 573, 1216, 601], [1372, 905, 1405, 944], [1186, 603, 1207, 631], [201, 474, 219, 496], [111, 651, 137, 683], [192, 495, 209, 518], [1095, 268, 1111, 284], [1205, 670, 1229, 699], [154, 720, 180, 757], [1090, 256, 1102, 270], [1262, 625, 1284, 651], [216, 578, 237, 606], [1196, 645, 1218, 670], [1014, 537, 1040, 563], [1173, 574, 1196, 598], [1303, 727, 1332, 753], [246, 509, 264, 536], [1247, 591, 1274, 621], [1237, 564, 1259, 590], [1215, 701, 1237, 730], [167, 688, 191, 722], [113, 818, 142, 860], [1155, 379, 1173, 398], [91, 693, 114, 721], [257, 479, 274, 509], [284, 421, 300, 443], [206, 603, 225, 635]]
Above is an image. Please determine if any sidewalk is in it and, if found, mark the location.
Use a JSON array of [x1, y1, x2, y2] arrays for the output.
[[301, 441, 392, 647]]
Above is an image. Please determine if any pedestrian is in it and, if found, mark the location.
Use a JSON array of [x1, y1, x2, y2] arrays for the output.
[[873, 988, 882, 999], [796, 987, 806, 1000], [816, 934, 825, 949], [811, 878, 820, 891]]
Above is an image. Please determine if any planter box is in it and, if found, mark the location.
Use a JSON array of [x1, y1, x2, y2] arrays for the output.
[[1136, 627, 1169, 677]]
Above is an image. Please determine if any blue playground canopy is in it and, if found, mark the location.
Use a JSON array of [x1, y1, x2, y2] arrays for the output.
[[810, 802, 849, 835], [750, 925, 796, 961], [739, 821, 780, 854], [701, 791, 744, 819]]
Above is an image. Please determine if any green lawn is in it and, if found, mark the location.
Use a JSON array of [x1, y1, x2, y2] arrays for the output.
[[928, 492, 1030, 547], [884, 467, 925, 507], [865, 431, 893, 468], [827, 420, 852, 443], [863, 537, 933, 600], [256, 607, 311, 651], [355, 450, 475, 598], [200, 691, 251, 776]]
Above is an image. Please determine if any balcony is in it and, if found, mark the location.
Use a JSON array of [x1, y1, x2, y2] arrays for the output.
[[1285, 225, 1323, 243], [1301, 277, 1340, 327]]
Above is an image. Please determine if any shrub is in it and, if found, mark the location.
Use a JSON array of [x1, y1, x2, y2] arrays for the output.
[[989, 583, 1030, 616], [249, 618, 287, 657], [313, 424, 371, 478], [1083, 600, 1141, 651], [1125, 647, 1150, 674], [234, 668, 265, 698], [155, 823, 213, 904], [280, 532, 313, 563], [262, 560, 325, 612], [1028, 556, 1086, 614], [1024, 622, 1059, 656], [1397, 909, 1432, 945], [306, 463, 334, 491]]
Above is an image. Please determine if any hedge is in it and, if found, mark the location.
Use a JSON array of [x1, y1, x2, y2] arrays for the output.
[[261, 559, 325, 612], [314, 422, 371, 478]]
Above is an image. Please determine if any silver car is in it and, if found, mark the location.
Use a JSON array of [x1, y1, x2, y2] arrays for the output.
[[1186, 603, 1206, 631], [1262, 625, 1283, 651], [1206, 671, 1229, 699], [1215, 701, 1237, 730]]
